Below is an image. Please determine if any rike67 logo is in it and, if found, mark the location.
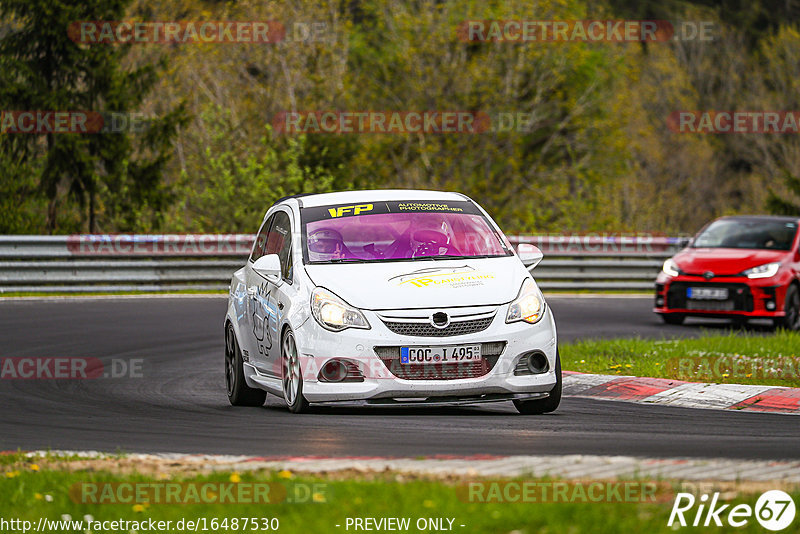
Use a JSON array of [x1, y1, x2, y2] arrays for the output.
[[669, 490, 796, 531]]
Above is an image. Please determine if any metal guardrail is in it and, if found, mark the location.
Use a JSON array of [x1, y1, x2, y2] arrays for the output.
[[0, 235, 683, 293]]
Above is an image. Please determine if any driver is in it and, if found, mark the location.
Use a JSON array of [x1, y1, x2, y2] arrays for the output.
[[307, 228, 348, 260], [410, 215, 452, 257]]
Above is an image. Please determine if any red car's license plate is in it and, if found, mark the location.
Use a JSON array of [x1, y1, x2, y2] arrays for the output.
[[687, 287, 729, 300]]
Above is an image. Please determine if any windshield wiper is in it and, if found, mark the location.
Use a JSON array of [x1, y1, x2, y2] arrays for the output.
[[314, 258, 367, 264], [415, 255, 483, 261]]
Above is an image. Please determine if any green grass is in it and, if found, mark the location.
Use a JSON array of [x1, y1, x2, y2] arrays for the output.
[[561, 330, 800, 387], [1, 465, 795, 533]]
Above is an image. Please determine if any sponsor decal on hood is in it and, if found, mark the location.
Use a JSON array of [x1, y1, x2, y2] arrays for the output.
[[303, 256, 527, 310], [388, 265, 495, 289]]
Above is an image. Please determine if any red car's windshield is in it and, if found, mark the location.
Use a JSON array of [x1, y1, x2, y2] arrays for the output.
[[692, 219, 798, 250], [301, 200, 511, 263]]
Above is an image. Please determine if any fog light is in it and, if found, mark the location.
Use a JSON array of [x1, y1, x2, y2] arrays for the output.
[[527, 352, 549, 374], [656, 297, 664, 306], [766, 300, 776, 311], [320, 360, 347, 382], [514, 351, 550, 376], [318, 359, 365, 383]]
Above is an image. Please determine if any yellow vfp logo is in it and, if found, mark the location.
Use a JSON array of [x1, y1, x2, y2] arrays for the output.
[[328, 204, 373, 217]]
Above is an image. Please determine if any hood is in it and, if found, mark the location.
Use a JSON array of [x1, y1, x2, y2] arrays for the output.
[[673, 248, 786, 276], [303, 256, 528, 310]]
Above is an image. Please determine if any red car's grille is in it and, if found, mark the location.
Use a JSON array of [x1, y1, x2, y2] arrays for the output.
[[374, 342, 505, 380], [667, 282, 753, 312]]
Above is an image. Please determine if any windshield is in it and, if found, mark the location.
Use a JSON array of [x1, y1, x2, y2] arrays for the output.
[[692, 219, 798, 250], [301, 200, 511, 263]]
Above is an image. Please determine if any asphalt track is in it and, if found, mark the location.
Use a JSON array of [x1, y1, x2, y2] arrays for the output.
[[0, 296, 796, 459]]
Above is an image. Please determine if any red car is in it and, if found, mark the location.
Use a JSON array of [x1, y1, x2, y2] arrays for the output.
[[654, 215, 800, 329]]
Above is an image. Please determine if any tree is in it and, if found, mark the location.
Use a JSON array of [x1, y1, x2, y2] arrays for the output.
[[767, 171, 800, 215], [0, 0, 187, 233]]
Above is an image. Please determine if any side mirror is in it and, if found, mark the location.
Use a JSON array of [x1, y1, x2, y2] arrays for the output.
[[517, 244, 543, 269], [252, 254, 282, 280]]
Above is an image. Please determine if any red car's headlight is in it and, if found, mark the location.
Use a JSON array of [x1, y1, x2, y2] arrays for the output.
[[741, 262, 781, 279], [662, 259, 681, 277]]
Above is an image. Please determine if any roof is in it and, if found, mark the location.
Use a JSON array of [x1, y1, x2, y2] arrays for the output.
[[280, 189, 468, 208], [717, 215, 800, 223]]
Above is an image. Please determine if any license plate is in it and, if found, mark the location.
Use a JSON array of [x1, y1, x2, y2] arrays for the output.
[[687, 287, 729, 300], [400, 345, 482, 364]]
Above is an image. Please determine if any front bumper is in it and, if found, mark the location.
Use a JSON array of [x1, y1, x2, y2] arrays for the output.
[[313, 392, 549, 407], [293, 304, 558, 403], [653, 273, 786, 318]]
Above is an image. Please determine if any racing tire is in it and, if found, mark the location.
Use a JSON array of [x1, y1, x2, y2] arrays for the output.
[[774, 285, 800, 331], [225, 323, 267, 407], [514, 351, 562, 415], [661, 314, 686, 325], [282, 330, 309, 414]]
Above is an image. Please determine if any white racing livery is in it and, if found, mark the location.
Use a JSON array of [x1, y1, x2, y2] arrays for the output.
[[224, 190, 560, 414]]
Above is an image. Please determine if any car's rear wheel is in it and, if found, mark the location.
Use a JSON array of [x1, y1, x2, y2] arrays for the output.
[[661, 313, 686, 325], [774, 285, 800, 331], [514, 351, 561, 415], [225, 323, 267, 406], [282, 330, 309, 413]]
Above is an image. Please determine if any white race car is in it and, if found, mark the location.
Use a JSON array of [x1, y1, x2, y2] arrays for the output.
[[224, 190, 560, 414]]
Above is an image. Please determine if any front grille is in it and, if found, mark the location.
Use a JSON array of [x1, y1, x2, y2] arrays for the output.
[[381, 315, 494, 337], [667, 282, 753, 312], [374, 342, 505, 380], [686, 300, 734, 311]]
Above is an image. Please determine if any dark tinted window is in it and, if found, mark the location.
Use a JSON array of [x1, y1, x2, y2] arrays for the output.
[[693, 219, 798, 250], [250, 215, 274, 261], [266, 211, 293, 281]]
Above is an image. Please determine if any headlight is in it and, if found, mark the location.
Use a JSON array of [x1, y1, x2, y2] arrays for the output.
[[662, 258, 681, 277], [311, 287, 370, 331], [741, 262, 781, 279], [506, 278, 546, 324]]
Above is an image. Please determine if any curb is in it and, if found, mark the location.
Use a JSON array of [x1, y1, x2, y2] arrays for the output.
[[17, 451, 800, 482], [563, 371, 800, 414]]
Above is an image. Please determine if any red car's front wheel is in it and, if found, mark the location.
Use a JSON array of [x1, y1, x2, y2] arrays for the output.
[[774, 285, 800, 331]]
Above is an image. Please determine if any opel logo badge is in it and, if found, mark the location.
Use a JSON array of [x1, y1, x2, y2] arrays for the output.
[[703, 271, 715, 280], [430, 312, 450, 329]]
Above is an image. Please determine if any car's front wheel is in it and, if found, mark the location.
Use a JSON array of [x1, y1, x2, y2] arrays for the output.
[[282, 330, 309, 413], [514, 351, 562, 415], [774, 285, 800, 331], [225, 323, 267, 406]]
